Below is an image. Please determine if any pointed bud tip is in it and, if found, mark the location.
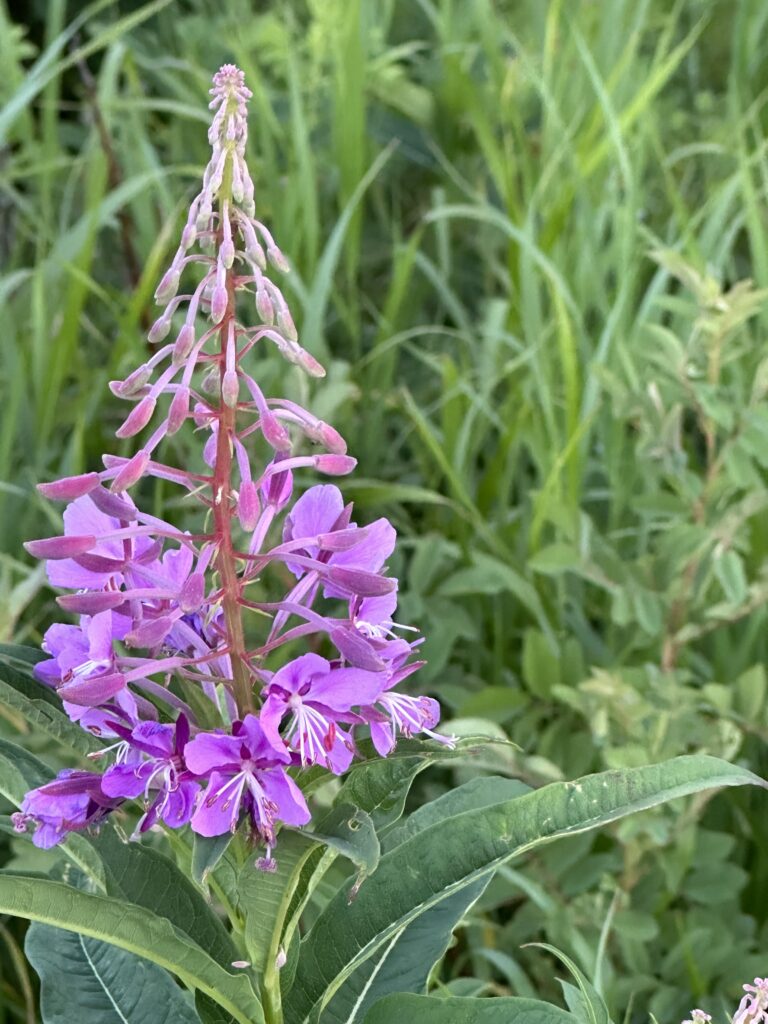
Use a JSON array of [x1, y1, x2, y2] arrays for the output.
[[37, 473, 100, 501]]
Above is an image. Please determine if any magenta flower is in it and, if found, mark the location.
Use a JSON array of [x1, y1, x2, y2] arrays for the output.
[[101, 717, 198, 834], [19, 63, 449, 857], [12, 771, 123, 849], [260, 653, 384, 772], [185, 715, 309, 841]]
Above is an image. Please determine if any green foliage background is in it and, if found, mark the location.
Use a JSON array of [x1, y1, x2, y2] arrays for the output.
[[1, 0, 768, 1020]]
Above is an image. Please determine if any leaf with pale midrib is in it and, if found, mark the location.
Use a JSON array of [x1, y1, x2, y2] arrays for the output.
[[26, 922, 201, 1024], [286, 756, 765, 1024], [362, 994, 579, 1024]]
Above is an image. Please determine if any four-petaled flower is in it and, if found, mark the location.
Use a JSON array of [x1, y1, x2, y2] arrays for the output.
[[186, 715, 310, 841]]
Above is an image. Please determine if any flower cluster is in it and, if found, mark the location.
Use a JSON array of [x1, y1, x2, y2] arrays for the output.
[[681, 978, 768, 1024], [14, 65, 450, 858]]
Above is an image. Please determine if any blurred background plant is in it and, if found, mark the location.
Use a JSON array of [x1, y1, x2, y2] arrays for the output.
[[2, 0, 768, 1020]]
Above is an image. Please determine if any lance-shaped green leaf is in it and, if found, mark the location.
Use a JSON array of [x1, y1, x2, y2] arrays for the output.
[[308, 804, 380, 882], [320, 777, 531, 1024], [0, 875, 263, 1024], [26, 922, 201, 1024], [192, 832, 237, 886], [286, 755, 765, 1024], [362, 994, 579, 1024]]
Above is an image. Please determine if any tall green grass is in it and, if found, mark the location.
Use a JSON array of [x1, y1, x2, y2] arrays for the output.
[[2, 0, 768, 1017]]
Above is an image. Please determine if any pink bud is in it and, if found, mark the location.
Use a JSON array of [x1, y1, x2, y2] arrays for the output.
[[220, 237, 235, 269], [90, 488, 137, 521], [110, 451, 150, 492], [314, 454, 356, 476], [267, 246, 290, 273], [58, 672, 126, 707], [330, 627, 387, 671], [326, 567, 396, 597], [256, 287, 274, 324], [111, 364, 152, 398], [276, 309, 298, 343], [116, 397, 156, 439], [24, 535, 96, 560], [172, 323, 196, 365], [261, 413, 292, 453], [154, 268, 181, 305], [57, 592, 126, 614], [316, 527, 366, 551], [237, 480, 260, 532], [179, 572, 205, 613], [316, 422, 347, 455], [167, 388, 190, 435], [181, 221, 197, 250], [37, 473, 100, 501], [222, 370, 239, 408], [211, 285, 228, 324], [125, 616, 174, 649], [148, 313, 172, 344]]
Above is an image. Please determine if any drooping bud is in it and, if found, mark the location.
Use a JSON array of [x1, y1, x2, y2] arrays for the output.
[[154, 267, 181, 305], [167, 387, 190, 435], [116, 397, 156, 439], [211, 285, 228, 324], [238, 480, 260, 532], [314, 454, 356, 476], [111, 364, 152, 398], [172, 323, 196, 365], [25, 535, 96, 560], [110, 450, 150, 492], [37, 473, 100, 501], [261, 413, 292, 453], [57, 592, 126, 614], [267, 246, 290, 273], [222, 370, 239, 408], [326, 566, 397, 597], [148, 312, 172, 344], [58, 672, 126, 707], [179, 572, 205, 613]]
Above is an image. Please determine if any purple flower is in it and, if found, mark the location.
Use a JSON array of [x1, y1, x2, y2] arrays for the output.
[[283, 485, 395, 598], [12, 770, 122, 848], [260, 653, 384, 772], [101, 716, 198, 833], [185, 715, 310, 841], [35, 611, 132, 710], [734, 980, 768, 1024]]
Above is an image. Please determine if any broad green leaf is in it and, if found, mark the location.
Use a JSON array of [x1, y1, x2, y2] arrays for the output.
[[332, 755, 428, 829], [321, 880, 489, 1024], [0, 735, 51, 799], [89, 828, 238, 968], [0, 875, 263, 1024], [196, 992, 237, 1024], [382, 776, 530, 852], [320, 778, 533, 1022], [308, 804, 380, 881], [192, 832, 236, 886], [238, 830, 317, 974], [286, 756, 764, 1023], [362, 994, 578, 1024], [26, 922, 201, 1023]]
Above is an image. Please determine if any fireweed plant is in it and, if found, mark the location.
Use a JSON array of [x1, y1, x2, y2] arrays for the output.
[[2, 66, 766, 1024], [14, 64, 449, 856]]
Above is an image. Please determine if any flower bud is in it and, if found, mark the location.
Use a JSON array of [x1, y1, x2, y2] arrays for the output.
[[267, 245, 290, 273], [276, 308, 298, 343], [172, 323, 196, 365], [110, 450, 150, 492], [90, 487, 138, 520], [116, 397, 156, 439], [261, 413, 291, 453], [111, 364, 152, 398], [222, 371, 239, 408], [211, 285, 228, 324], [167, 387, 190, 435], [57, 592, 126, 614], [237, 480, 260, 532], [181, 221, 197, 250], [220, 237, 235, 269], [25, 535, 96, 560], [154, 268, 181, 305], [314, 454, 356, 476], [330, 627, 387, 671], [148, 313, 172, 344], [59, 671, 126, 707], [37, 473, 100, 501], [326, 566, 396, 597], [126, 616, 174, 649], [256, 287, 274, 324]]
